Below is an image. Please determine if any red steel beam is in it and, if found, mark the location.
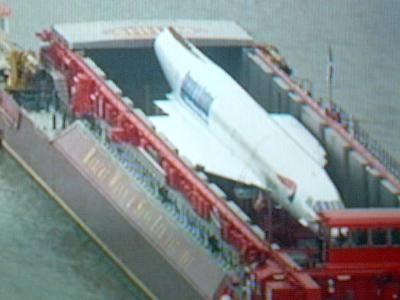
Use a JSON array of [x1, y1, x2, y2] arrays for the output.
[[255, 47, 400, 192], [42, 35, 323, 299], [45, 38, 266, 260]]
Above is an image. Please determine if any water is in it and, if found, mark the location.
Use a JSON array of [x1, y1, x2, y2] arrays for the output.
[[0, 1, 399, 298], [0, 151, 148, 299]]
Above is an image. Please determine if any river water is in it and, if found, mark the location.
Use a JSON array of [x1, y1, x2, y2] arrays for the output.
[[0, 1, 399, 299]]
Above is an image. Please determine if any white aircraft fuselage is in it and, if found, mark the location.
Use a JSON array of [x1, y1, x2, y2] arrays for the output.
[[152, 29, 344, 230]]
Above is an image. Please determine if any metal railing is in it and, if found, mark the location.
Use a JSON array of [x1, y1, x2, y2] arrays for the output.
[[322, 100, 400, 182], [81, 119, 242, 272], [352, 121, 400, 181], [261, 46, 400, 185]]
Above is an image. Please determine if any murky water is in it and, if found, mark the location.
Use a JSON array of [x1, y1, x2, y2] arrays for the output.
[[0, 1, 399, 298], [0, 150, 148, 299]]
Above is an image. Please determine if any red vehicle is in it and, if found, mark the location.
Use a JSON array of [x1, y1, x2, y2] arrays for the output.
[[309, 209, 400, 300]]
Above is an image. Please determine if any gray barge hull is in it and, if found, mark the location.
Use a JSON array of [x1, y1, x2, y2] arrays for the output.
[[0, 104, 226, 300]]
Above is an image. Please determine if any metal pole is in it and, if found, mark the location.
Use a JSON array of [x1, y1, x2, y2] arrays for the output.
[[62, 112, 67, 129], [327, 46, 334, 103], [268, 192, 272, 245], [52, 112, 56, 130]]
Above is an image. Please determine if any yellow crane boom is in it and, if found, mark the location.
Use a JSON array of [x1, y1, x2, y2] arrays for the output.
[[0, 30, 39, 92]]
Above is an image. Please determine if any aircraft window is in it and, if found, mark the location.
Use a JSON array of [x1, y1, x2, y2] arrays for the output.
[[313, 202, 321, 213], [391, 229, 400, 246], [333, 201, 344, 209], [314, 202, 322, 212], [351, 229, 368, 247], [314, 201, 344, 213], [181, 74, 213, 117], [372, 229, 387, 246]]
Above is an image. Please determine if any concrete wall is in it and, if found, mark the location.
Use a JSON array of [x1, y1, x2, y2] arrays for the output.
[[241, 52, 274, 112], [348, 150, 368, 207], [240, 51, 400, 208]]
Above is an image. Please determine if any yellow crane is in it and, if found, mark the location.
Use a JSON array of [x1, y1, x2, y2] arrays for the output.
[[0, 30, 39, 92], [5, 49, 38, 92]]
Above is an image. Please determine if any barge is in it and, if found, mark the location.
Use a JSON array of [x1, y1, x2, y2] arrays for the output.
[[0, 20, 399, 300]]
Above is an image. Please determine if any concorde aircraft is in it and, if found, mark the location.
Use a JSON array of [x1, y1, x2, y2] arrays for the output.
[[150, 28, 344, 231]]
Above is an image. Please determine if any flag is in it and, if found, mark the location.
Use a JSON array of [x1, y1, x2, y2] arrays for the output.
[[327, 46, 335, 84]]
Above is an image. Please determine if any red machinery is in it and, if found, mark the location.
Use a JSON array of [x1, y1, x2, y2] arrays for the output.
[[309, 210, 400, 300]]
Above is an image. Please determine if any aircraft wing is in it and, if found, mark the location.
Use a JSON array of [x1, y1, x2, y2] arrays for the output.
[[149, 96, 265, 188], [269, 114, 327, 166]]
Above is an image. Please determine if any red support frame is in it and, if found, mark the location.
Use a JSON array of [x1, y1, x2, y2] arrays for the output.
[[45, 38, 267, 262], [41, 34, 325, 300]]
